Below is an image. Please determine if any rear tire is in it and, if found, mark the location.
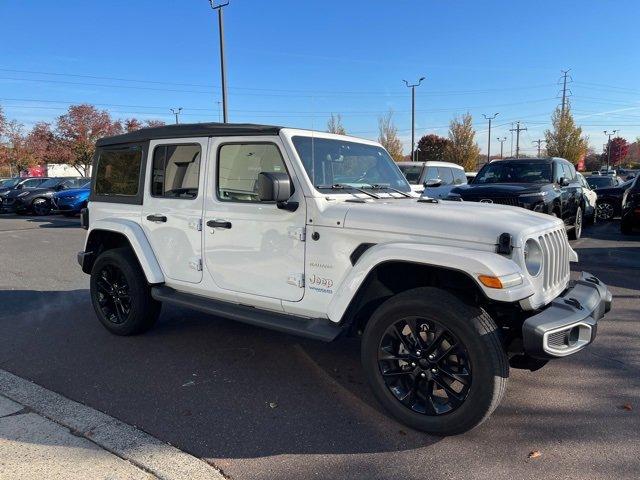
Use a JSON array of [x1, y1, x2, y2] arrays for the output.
[[90, 247, 161, 335], [361, 287, 508, 435]]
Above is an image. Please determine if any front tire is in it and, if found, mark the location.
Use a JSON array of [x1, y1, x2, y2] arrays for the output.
[[568, 206, 583, 240], [596, 201, 615, 221], [90, 247, 161, 335], [361, 287, 508, 435]]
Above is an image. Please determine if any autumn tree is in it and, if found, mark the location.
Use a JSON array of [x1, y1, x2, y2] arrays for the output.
[[0, 120, 38, 175], [603, 136, 629, 167], [416, 134, 451, 162], [327, 114, 346, 135], [377, 110, 403, 161], [54, 104, 121, 176], [445, 113, 480, 171], [544, 104, 588, 165]]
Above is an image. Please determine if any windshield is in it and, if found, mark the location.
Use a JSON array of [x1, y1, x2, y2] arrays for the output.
[[474, 161, 552, 184], [397, 164, 424, 184], [587, 176, 615, 189], [1, 178, 21, 188], [292, 136, 411, 193]]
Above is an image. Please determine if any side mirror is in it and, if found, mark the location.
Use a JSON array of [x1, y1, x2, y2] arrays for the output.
[[559, 177, 570, 187], [424, 178, 442, 188], [257, 172, 293, 202], [16, 184, 23, 190]]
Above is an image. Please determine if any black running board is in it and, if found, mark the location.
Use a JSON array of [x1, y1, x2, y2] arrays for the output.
[[151, 286, 343, 342]]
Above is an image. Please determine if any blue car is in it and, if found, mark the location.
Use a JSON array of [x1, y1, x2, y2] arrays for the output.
[[52, 181, 91, 216]]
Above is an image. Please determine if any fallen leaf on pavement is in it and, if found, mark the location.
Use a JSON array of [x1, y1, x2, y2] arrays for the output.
[[528, 450, 542, 459], [622, 403, 632, 411], [269, 402, 278, 409]]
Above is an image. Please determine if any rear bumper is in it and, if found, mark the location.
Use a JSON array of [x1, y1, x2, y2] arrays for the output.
[[522, 272, 612, 359]]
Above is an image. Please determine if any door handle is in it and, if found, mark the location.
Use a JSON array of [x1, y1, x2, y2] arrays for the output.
[[146, 214, 167, 223], [207, 219, 232, 229]]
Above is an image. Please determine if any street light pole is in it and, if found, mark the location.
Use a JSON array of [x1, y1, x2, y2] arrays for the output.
[[604, 130, 618, 171], [209, 1, 229, 123], [497, 137, 506, 159], [170, 107, 183, 125], [403, 77, 425, 161], [483, 113, 499, 165]]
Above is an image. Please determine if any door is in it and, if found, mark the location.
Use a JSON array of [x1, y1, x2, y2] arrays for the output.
[[142, 139, 206, 284], [203, 138, 306, 302]]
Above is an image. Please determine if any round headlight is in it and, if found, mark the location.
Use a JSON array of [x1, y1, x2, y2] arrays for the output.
[[524, 239, 543, 276]]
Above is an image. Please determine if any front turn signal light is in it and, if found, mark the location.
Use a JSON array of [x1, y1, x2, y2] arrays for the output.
[[478, 273, 523, 289]]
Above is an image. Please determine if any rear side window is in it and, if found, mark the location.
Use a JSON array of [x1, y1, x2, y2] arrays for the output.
[[451, 168, 467, 185], [95, 147, 143, 196], [22, 179, 45, 188], [217, 143, 287, 202], [151, 144, 201, 199]]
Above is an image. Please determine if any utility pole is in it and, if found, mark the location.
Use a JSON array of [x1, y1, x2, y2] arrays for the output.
[[483, 113, 499, 166], [497, 137, 507, 159], [170, 107, 183, 125], [403, 77, 425, 161], [509, 122, 514, 156], [532, 139, 546, 157], [604, 130, 618, 171], [209, 1, 229, 123], [510, 122, 527, 158], [559, 69, 572, 117]]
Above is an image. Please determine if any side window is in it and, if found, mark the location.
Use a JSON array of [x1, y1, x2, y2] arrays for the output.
[[553, 162, 563, 183], [437, 167, 454, 185], [217, 143, 288, 202], [451, 168, 467, 185], [95, 147, 143, 196], [22, 179, 42, 188], [425, 166, 439, 182], [151, 144, 201, 199], [566, 163, 577, 181]]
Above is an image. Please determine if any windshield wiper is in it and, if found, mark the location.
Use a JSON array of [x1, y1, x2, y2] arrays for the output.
[[364, 183, 412, 198], [316, 183, 380, 199]]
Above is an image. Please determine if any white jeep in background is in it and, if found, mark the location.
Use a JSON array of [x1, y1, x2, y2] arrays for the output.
[[78, 123, 612, 435]]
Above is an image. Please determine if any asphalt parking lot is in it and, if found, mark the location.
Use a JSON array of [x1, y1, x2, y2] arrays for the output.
[[0, 214, 638, 480]]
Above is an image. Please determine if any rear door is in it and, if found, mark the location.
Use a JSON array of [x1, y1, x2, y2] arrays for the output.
[[141, 139, 206, 284]]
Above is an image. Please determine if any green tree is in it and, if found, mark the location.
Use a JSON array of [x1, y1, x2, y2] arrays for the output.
[[416, 134, 451, 162], [544, 103, 588, 165], [377, 110, 403, 161], [326, 113, 346, 135], [445, 113, 480, 171]]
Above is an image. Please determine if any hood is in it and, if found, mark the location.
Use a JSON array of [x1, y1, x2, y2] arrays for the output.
[[451, 183, 545, 196], [5, 187, 55, 198], [341, 199, 562, 248], [55, 187, 90, 198]]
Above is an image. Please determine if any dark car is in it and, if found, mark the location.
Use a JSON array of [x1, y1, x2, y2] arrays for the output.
[[3, 177, 86, 215], [594, 178, 635, 221], [585, 175, 623, 191], [0, 177, 51, 211], [621, 177, 640, 234], [449, 157, 584, 239]]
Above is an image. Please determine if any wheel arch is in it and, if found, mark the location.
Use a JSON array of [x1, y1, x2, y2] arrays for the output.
[[81, 220, 164, 284], [327, 242, 534, 330]]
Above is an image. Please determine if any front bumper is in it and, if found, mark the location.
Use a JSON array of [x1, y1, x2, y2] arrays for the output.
[[522, 272, 612, 359]]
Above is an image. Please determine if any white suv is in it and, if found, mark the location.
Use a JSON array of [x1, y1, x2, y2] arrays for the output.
[[78, 123, 612, 435]]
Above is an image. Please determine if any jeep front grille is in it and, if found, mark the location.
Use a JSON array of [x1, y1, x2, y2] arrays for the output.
[[538, 228, 570, 293]]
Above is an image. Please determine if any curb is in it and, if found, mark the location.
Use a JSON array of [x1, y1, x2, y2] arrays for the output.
[[0, 369, 225, 480]]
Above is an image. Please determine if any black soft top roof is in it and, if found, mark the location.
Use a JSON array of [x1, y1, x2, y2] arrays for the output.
[[96, 122, 283, 147]]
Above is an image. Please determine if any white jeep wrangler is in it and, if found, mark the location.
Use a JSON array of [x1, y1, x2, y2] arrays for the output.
[[78, 123, 612, 435]]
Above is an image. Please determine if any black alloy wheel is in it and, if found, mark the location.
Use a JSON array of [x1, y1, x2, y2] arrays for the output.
[[95, 264, 132, 325], [596, 201, 615, 221], [32, 198, 51, 216], [378, 316, 471, 415]]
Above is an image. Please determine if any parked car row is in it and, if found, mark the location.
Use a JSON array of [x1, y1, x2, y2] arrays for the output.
[[395, 157, 638, 238], [0, 177, 90, 216]]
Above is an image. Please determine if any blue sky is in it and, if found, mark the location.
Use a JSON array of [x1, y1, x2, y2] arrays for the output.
[[1, 0, 639, 156]]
